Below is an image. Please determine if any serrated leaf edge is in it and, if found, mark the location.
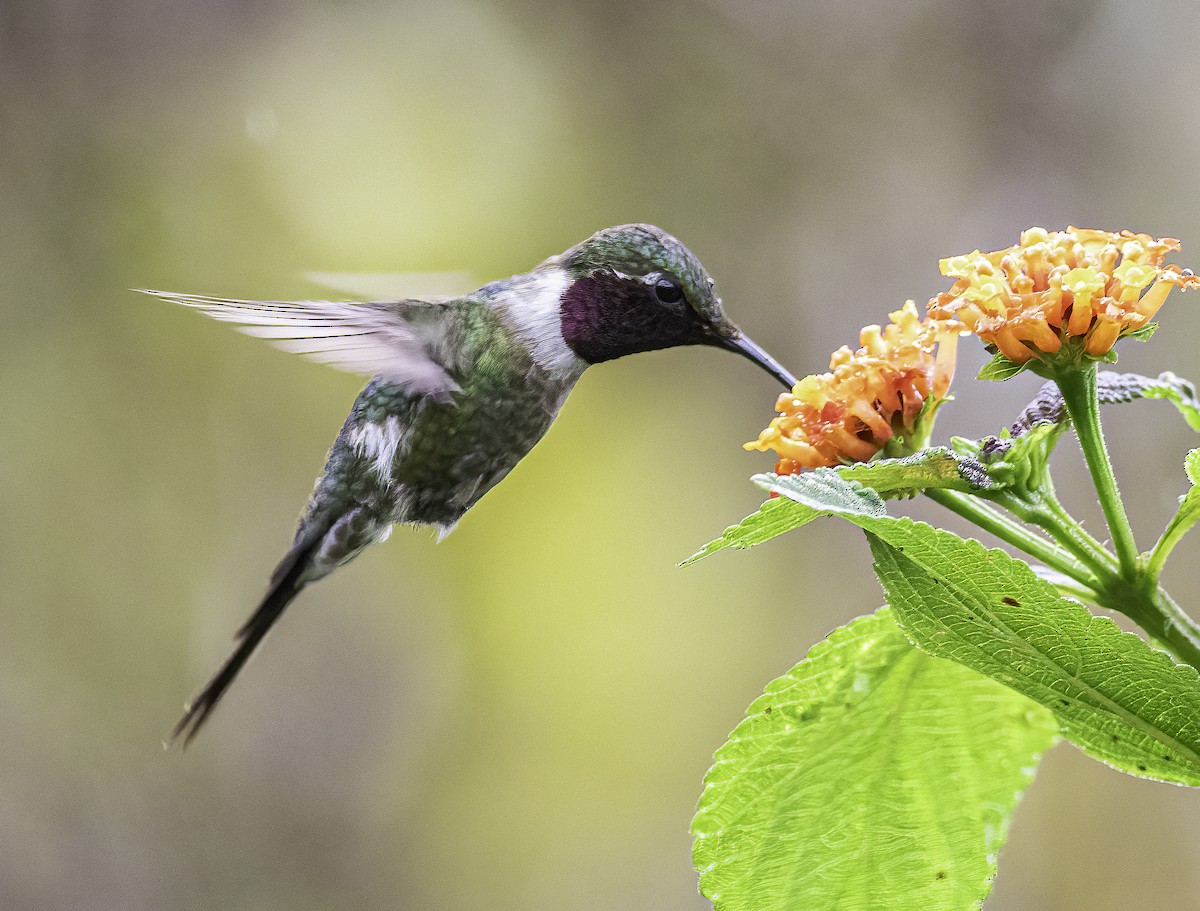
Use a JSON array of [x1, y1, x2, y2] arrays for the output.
[[859, 517, 1200, 784]]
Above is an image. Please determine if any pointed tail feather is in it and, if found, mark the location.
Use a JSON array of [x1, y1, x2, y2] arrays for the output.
[[169, 533, 323, 748]]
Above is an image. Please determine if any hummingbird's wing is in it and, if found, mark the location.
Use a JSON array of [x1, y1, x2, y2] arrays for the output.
[[142, 291, 460, 402]]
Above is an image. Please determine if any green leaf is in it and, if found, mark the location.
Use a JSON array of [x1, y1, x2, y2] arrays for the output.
[[977, 351, 1029, 381], [837, 448, 994, 496], [682, 497, 821, 565], [1140, 371, 1200, 431], [685, 456, 990, 566], [732, 474, 1200, 784], [970, 424, 1066, 492], [1125, 322, 1159, 342], [1165, 455, 1200, 537], [700, 472, 1200, 783], [861, 520, 1200, 785], [683, 471, 883, 564], [693, 608, 1057, 911], [759, 469, 887, 516], [1148, 449, 1200, 572]]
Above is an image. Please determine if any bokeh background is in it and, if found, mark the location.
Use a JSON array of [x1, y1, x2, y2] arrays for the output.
[[3, 0, 1200, 908]]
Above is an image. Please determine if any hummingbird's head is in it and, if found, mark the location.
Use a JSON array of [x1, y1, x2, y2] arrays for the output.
[[552, 224, 797, 389]]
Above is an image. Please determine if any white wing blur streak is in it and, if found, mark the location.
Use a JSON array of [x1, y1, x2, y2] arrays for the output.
[[142, 290, 458, 402]]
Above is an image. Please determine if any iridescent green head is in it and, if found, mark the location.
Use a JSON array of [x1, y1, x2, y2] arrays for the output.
[[551, 223, 796, 388], [558, 223, 725, 322]]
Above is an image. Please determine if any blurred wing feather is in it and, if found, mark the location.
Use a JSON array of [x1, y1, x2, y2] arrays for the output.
[[141, 290, 458, 401]]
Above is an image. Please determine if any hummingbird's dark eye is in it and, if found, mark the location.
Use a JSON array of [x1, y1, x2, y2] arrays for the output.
[[652, 274, 685, 306]]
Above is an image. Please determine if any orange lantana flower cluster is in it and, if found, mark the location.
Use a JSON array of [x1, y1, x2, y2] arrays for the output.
[[744, 302, 959, 472], [928, 226, 1200, 363]]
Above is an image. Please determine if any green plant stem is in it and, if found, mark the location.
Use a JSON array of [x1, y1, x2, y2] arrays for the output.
[[990, 488, 1119, 583], [1148, 588, 1200, 669], [1115, 584, 1200, 673], [1147, 510, 1200, 578], [1035, 487, 1120, 573], [925, 488, 1100, 588], [931, 486, 1200, 670], [1055, 364, 1141, 577], [1050, 576, 1106, 605], [1147, 533, 1180, 579]]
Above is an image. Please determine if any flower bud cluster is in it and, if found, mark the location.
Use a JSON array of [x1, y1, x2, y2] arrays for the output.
[[748, 227, 1196, 475], [928, 227, 1199, 363], [745, 302, 959, 472]]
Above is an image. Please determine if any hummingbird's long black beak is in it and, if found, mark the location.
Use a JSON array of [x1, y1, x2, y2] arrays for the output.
[[717, 332, 798, 390]]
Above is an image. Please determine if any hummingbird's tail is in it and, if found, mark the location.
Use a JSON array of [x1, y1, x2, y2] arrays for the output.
[[169, 530, 324, 748]]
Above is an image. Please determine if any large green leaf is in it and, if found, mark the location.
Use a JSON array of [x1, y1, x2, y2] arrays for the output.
[[694, 469, 1200, 785], [862, 520, 1200, 785], [693, 608, 1057, 911]]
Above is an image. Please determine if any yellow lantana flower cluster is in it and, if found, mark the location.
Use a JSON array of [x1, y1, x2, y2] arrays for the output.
[[928, 226, 1200, 363], [744, 302, 959, 473]]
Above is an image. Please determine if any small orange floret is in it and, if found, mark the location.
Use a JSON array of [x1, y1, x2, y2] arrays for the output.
[[744, 302, 959, 473], [929, 226, 1200, 363]]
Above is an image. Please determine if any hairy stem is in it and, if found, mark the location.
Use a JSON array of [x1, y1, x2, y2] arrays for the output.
[[1112, 583, 1200, 673], [990, 488, 1119, 583], [925, 488, 1100, 587], [1146, 507, 1200, 578], [1055, 365, 1141, 577]]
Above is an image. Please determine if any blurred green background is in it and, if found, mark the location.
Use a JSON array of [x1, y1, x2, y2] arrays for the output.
[[3, 0, 1200, 908]]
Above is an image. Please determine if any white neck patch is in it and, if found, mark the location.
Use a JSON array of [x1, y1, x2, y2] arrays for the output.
[[491, 267, 586, 381]]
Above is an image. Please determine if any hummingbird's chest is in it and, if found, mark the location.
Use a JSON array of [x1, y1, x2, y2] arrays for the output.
[[336, 330, 573, 528]]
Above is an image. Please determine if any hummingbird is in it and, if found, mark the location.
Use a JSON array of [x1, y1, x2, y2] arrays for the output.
[[146, 223, 797, 745]]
